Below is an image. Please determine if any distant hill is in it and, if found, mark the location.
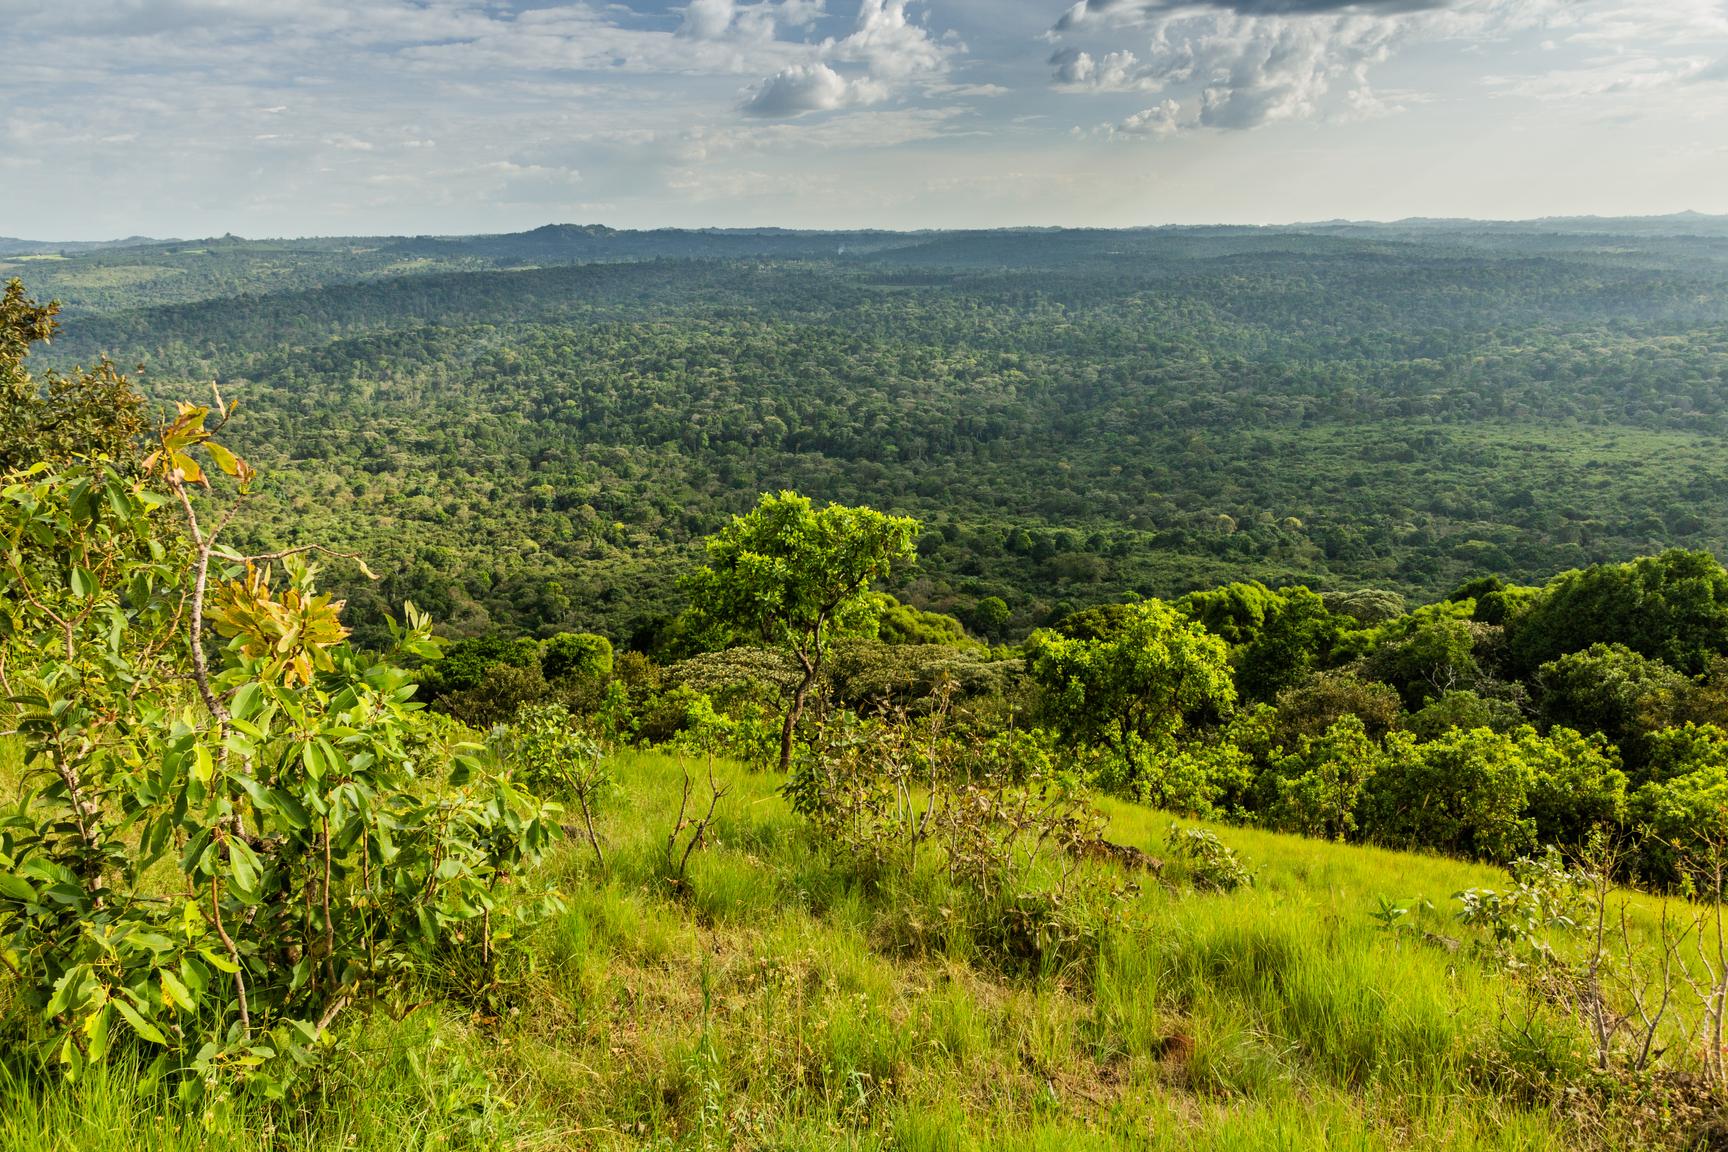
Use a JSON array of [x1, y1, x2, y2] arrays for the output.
[[0, 236, 172, 257]]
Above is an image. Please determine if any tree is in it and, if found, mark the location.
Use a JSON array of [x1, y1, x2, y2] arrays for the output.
[[1534, 643, 1688, 775], [972, 595, 1011, 641], [1519, 726, 1627, 848], [1508, 550, 1728, 676], [1025, 599, 1235, 790], [420, 633, 547, 728], [1274, 669, 1404, 744], [1364, 728, 1537, 862], [873, 594, 971, 646], [1363, 605, 1483, 710], [542, 631, 614, 683], [1266, 715, 1381, 842], [1, 279, 146, 472], [1179, 583, 1350, 703], [684, 491, 919, 772]]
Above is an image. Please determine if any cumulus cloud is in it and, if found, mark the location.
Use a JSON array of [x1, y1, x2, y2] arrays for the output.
[[740, 61, 886, 115], [1055, 0, 1446, 31], [737, 0, 958, 118], [679, 0, 739, 40], [831, 0, 956, 79], [1046, 0, 1673, 133], [677, 0, 791, 43], [1049, 47, 1159, 90], [1113, 99, 1185, 135], [1188, 14, 1403, 128]]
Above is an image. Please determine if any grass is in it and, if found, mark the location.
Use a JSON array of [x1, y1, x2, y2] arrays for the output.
[[0, 744, 1709, 1149]]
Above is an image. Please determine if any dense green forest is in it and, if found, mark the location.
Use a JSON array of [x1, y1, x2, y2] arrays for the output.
[[14, 218, 1728, 648]]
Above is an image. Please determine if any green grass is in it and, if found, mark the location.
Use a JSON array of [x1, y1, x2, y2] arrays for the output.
[[0, 748, 1707, 1149]]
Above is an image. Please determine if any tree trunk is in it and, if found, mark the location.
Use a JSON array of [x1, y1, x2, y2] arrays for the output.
[[780, 671, 815, 774]]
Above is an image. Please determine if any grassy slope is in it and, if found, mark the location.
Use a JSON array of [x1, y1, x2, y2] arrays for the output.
[[0, 745, 1680, 1151]]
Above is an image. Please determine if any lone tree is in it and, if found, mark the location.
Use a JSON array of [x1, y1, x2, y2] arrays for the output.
[[686, 491, 919, 772]]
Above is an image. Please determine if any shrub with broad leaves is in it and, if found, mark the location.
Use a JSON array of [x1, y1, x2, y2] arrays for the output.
[[0, 402, 562, 1105]]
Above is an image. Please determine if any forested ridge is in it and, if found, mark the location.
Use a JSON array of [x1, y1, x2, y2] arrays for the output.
[[14, 221, 1728, 646]]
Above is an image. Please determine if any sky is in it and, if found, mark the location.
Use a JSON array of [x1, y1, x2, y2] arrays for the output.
[[3, 0, 1727, 238]]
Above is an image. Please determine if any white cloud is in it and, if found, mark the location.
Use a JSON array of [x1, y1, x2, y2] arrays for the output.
[[4, 0, 1728, 235], [741, 61, 887, 115], [1049, 47, 1160, 90], [831, 0, 957, 80], [680, 0, 739, 39], [1114, 98, 1185, 136], [736, 0, 959, 118], [1047, 0, 1728, 134]]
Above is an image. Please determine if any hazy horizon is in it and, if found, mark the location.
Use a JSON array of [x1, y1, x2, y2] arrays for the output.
[[11, 207, 1728, 247]]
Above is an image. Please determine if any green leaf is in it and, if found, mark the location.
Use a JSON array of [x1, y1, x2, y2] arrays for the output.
[[45, 966, 91, 1017], [229, 682, 262, 721], [112, 996, 168, 1046], [191, 744, 214, 785], [160, 969, 196, 1013], [198, 947, 239, 974], [205, 441, 243, 478], [69, 566, 95, 598], [300, 740, 324, 782], [228, 840, 261, 896], [0, 872, 35, 903], [84, 1002, 112, 1062]]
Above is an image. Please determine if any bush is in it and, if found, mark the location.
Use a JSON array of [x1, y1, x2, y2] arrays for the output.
[[1407, 687, 1526, 739], [1165, 824, 1254, 892], [785, 705, 1115, 971], [1274, 670, 1403, 745], [0, 419, 562, 1097], [1364, 728, 1537, 862], [1265, 715, 1380, 842], [1507, 550, 1728, 677], [541, 631, 613, 683], [1534, 643, 1686, 767], [1518, 726, 1627, 848], [495, 702, 611, 868], [1630, 760, 1728, 890], [1454, 848, 1593, 956]]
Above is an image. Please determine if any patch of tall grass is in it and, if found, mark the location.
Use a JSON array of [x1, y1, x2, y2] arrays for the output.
[[0, 748, 1705, 1149]]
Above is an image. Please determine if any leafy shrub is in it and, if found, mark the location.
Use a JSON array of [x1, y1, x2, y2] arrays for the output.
[[1630, 760, 1728, 891], [1026, 599, 1235, 793], [785, 704, 1114, 971], [0, 413, 562, 1098], [1454, 848, 1593, 956], [1265, 715, 1380, 842], [1136, 738, 1258, 819], [1534, 643, 1686, 767], [1408, 688, 1527, 739], [1507, 550, 1728, 677], [1518, 726, 1627, 848], [541, 631, 613, 684], [1165, 824, 1254, 892], [494, 703, 611, 868], [1363, 729, 1537, 862]]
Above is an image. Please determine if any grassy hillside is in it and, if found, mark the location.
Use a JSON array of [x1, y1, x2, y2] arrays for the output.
[[0, 743, 1701, 1151]]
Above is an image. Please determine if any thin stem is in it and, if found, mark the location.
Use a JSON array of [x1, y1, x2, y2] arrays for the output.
[[210, 873, 251, 1040]]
